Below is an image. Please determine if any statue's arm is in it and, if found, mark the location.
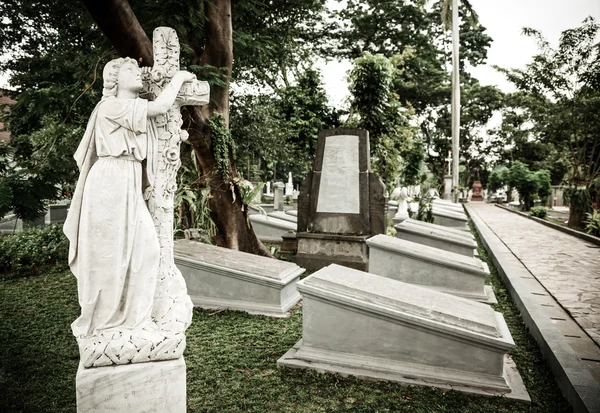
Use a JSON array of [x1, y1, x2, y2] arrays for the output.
[[147, 71, 196, 117]]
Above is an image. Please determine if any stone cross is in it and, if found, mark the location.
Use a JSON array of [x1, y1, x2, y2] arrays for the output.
[[141, 27, 209, 333], [446, 151, 452, 176]]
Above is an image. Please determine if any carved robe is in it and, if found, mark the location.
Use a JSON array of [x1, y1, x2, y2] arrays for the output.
[[64, 97, 159, 338]]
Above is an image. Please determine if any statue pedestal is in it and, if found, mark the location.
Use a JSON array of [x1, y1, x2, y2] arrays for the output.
[[76, 358, 186, 413]]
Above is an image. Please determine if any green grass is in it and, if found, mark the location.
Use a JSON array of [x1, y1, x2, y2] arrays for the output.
[[1, 245, 570, 412]]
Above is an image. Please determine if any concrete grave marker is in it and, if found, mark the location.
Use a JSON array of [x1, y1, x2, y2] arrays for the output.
[[296, 129, 387, 271], [278, 265, 528, 401], [174, 240, 303, 317], [367, 234, 495, 303]]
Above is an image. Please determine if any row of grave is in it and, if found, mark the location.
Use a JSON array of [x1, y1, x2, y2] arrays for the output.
[[173, 198, 529, 402]]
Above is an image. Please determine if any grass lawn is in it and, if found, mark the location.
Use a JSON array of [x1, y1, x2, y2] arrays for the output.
[[0, 238, 571, 412]]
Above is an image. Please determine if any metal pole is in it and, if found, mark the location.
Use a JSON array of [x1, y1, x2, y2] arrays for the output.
[[451, 0, 460, 201]]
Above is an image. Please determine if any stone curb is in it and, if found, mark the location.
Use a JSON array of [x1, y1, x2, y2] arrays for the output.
[[495, 204, 600, 247], [466, 204, 600, 413]]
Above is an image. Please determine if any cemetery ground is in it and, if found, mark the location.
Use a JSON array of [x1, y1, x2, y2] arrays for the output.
[[0, 232, 572, 412]]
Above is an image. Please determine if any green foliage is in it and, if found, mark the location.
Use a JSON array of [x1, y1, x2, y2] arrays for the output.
[[401, 139, 426, 187], [175, 148, 216, 236], [507, 161, 551, 211], [584, 209, 600, 237], [495, 17, 600, 225], [529, 206, 548, 219], [230, 67, 340, 183], [488, 165, 509, 194], [0, 224, 68, 277], [208, 114, 236, 181], [347, 52, 417, 188], [534, 170, 552, 201], [407, 194, 435, 223]]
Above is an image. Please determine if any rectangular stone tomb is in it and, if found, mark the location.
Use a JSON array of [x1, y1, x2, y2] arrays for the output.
[[400, 218, 475, 242], [268, 210, 298, 223], [432, 198, 465, 213], [432, 208, 469, 230], [367, 234, 495, 303], [248, 214, 297, 242], [395, 220, 477, 257], [433, 204, 468, 218], [174, 240, 304, 317], [286, 210, 298, 217], [278, 265, 529, 402], [77, 357, 186, 413]]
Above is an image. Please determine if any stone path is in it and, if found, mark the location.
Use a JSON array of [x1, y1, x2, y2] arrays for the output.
[[469, 203, 600, 347]]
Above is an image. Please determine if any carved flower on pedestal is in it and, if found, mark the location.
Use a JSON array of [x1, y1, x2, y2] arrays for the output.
[[163, 145, 179, 165]]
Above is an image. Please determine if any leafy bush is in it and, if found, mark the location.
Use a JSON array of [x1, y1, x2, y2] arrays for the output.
[[584, 209, 600, 237], [0, 224, 68, 277], [529, 206, 548, 219]]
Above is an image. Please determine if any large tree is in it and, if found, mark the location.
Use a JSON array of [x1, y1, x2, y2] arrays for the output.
[[0, 0, 328, 254], [495, 17, 600, 227]]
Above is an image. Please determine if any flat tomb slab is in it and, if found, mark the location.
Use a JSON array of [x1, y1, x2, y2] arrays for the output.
[[401, 218, 475, 241], [432, 209, 469, 230], [174, 240, 304, 317], [249, 214, 297, 242], [278, 265, 529, 402], [432, 199, 465, 212], [367, 234, 495, 303], [395, 220, 477, 257], [269, 210, 298, 223], [77, 357, 186, 413]]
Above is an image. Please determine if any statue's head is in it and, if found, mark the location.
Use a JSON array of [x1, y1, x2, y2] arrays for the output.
[[102, 57, 142, 99]]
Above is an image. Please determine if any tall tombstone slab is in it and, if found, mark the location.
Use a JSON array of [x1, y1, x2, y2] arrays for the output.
[[66, 27, 209, 413], [296, 129, 387, 271], [278, 265, 529, 402]]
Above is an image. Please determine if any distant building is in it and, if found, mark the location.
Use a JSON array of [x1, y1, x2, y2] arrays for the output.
[[0, 89, 16, 142]]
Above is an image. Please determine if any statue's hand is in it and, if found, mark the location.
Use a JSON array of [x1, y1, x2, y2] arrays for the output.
[[177, 71, 196, 82]]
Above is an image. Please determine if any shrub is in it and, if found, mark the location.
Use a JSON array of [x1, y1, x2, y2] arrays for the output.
[[584, 209, 600, 237], [529, 206, 548, 219], [0, 224, 68, 277]]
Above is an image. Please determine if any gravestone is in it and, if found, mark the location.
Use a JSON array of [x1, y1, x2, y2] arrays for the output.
[[248, 214, 296, 242], [278, 265, 529, 401], [296, 129, 387, 271], [395, 219, 477, 257], [174, 240, 303, 317], [367, 235, 495, 303], [66, 27, 209, 413], [274, 181, 285, 211], [285, 172, 294, 197]]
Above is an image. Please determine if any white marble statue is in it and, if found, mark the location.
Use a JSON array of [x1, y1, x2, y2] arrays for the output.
[[393, 187, 410, 223], [265, 181, 272, 195], [285, 172, 293, 197], [64, 55, 200, 368]]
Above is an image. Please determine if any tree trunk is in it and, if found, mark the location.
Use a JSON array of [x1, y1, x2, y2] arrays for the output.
[[83, 0, 271, 256], [568, 207, 587, 229]]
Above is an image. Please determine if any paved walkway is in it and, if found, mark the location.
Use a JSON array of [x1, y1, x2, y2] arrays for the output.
[[468, 202, 600, 412], [470, 203, 600, 346]]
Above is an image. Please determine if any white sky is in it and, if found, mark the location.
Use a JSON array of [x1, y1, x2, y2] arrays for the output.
[[322, 0, 600, 108]]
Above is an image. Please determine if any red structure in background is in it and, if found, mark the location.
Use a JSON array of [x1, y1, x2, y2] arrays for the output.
[[471, 180, 483, 201]]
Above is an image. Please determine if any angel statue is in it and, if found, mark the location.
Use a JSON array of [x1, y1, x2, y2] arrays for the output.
[[64, 57, 196, 367]]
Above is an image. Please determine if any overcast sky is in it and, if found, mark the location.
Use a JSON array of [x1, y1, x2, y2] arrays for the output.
[[322, 0, 600, 108]]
